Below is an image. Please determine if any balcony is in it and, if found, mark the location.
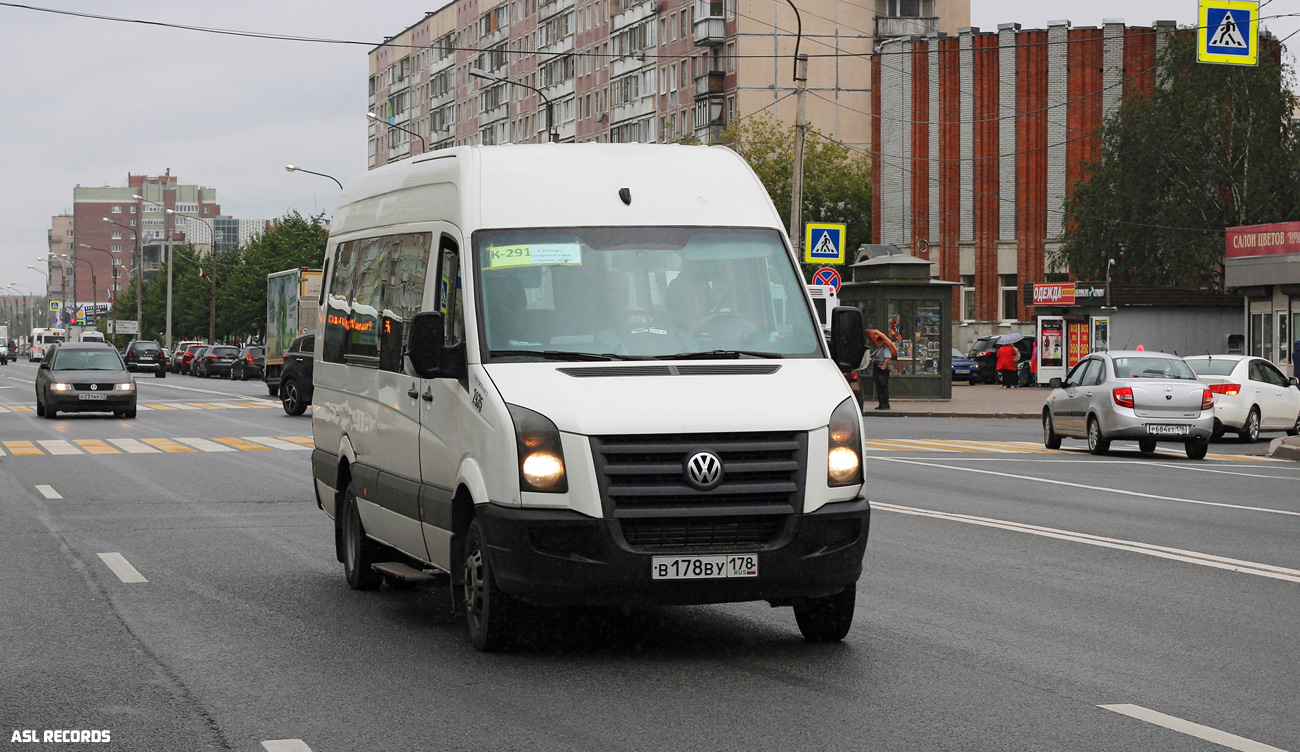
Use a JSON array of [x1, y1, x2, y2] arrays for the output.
[[874, 15, 937, 39], [693, 70, 725, 98], [693, 0, 725, 46]]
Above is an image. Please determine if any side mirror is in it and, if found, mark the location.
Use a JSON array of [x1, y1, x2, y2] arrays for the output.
[[1290, 376, 1299, 389], [1048, 377, 1063, 389], [407, 311, 445, 379], [829, 306, 865, 373]]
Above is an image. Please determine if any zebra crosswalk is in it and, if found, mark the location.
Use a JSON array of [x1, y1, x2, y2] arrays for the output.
[[863, 438, 1275, 462], [0, 436, 313, 457], [0, 400, 278, 414]]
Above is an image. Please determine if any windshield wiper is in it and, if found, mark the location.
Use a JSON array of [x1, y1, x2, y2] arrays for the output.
[[489, 350, 646, 362], [660, 350, 784, 360]]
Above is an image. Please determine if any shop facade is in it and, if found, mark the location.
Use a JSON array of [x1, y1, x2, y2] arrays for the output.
[[1225, 222, 1300, 377]]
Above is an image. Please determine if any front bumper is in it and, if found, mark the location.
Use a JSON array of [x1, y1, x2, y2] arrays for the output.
[[477, 497, 870, 607], [48, 393, 136, 412]]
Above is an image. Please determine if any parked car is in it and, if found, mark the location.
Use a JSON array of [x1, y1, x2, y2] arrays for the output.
[[0, 341, 7, 365], [1042, 350, 1214, 459], [123, 340, 166, 378], [197, 345, 239, 378], [171, 340, 204, 372], [231, 345, 265, 381], [950, 347, 977, 382], [189, 346, 212, 377], [279, 333, 314, 416], [968, 335, 1034, 385], [180, 344, 207, 375], [1185, 355, 1300, 441], [35, 342, 137, 419]]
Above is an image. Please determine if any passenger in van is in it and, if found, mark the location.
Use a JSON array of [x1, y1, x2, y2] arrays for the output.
[[483, 274, 533, 349]]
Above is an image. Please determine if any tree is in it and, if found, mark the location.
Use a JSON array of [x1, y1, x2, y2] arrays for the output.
[[1060, 33, 1300, 289], [672, 117, 873, 275]]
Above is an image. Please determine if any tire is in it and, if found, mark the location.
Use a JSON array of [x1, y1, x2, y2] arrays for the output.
[[1138, 439, 1156, 454], [1238, 407, 1260, 443], [268, 383, 280, 398], [463, 518, 516, 652], [1087, 416, 1110, 455], [1288, 414, 1299, 437], [968, 378, 979, 387], [341, 483, 382, 591], [793, 586, 856, 642], [46, 405, 58, 419], [124, 407, 137, 419], [36, 398, 45, 417], [1185, 439, 1208, 460], [282, 378, 307, 416], [156, 369, 165, 378], [1042, 412, 1062, 449], [1211, 419, 1225, 442]]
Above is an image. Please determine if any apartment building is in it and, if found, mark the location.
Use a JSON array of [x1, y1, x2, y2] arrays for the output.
[[368, 0, 968, 166]]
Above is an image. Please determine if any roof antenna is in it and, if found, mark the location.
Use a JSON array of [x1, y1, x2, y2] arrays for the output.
[[1122, 334, 1133, 350]]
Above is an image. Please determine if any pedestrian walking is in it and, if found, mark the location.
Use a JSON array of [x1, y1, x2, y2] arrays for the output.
[[996, 342, 1018, 388], [868, 337, 894, 409]]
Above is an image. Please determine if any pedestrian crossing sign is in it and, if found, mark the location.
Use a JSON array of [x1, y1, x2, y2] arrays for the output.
[[49, 300, 61, 312], [1198, 0, 1257, 66], [804, 222, 847, 264]]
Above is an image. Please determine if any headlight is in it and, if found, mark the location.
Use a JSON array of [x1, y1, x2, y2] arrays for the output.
[[51, 383, 72, 391], [508, 404, 568, 493], [117, 382, 135, 391], [827, 397, 863, 486]]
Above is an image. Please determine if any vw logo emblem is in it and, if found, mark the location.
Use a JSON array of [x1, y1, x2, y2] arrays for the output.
[[685, 451, 724, 491], [90, 384, 98, 391]]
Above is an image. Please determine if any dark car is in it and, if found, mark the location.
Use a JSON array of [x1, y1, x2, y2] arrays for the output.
[[968, 336, 1034, 385], [197, 345, 239, 378], [950, 347, 978, 382], [35, 343, 137, 419], [124, 340, 167, 378], [190, 346, 212, 377], [231, 346, 265, 381], [280, 333, 314, 416]]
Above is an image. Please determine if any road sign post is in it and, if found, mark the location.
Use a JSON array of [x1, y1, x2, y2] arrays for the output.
[[1198, 0, 1258, 66]]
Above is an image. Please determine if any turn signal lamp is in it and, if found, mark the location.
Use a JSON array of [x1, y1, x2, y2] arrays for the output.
[[1112, 387, 1134, 408], [1208, 383, 1240, 397]]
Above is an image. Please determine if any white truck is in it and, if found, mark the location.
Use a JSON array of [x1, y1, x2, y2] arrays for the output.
[[264, 267, 322, 397], [28, 327, 65, 362], [0, 324, 8, 364]]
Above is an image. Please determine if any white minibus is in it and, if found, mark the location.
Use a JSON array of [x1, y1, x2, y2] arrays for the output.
[[312, 144, 868, 650]]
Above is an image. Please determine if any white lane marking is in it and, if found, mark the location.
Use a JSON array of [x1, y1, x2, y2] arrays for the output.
[[243, 436, 311, 451], [0, 406, 10, 412], [138, 381, 258, 397], [874, 502, 1300, 584], [96, 552, 148, 583], [1099, 704, 1287, 752], [876, 457, 1300, 479], [35, 485, 62, 499], [169, 403, 201, 410], [874, 457, 1300, 518], [261, 741, 313, 752], [37, 439, 82, 456], [173, 437, 235, 452], [107, 438, 161, 454]]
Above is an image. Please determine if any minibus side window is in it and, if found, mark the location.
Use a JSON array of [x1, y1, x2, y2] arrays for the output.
[[323, 240, 357, 364], [347, 238, 385, 364], [437, 237, 463, 349], [380, 233, 433, 373]]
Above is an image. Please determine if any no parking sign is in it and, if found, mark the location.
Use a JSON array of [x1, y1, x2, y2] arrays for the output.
[[811, 267, 841, 293]]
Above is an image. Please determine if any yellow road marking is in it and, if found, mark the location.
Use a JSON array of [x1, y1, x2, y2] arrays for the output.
[[3, 440, 43, 456], [187, 402, 224, 409], [139, 438, 197, 453], [11, 406, 34, 413], [142, 403, 177, 410], [231, 401, 275, 409], [211, 437, 273, 451], [74, 439, 121, 455], [277, 436, 315, 446]]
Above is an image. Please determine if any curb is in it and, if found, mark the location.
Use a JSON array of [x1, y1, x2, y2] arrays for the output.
[[1267, 437, 1300, 462]]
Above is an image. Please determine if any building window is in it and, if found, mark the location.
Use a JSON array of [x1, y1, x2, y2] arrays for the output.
[[999, 274, 1018, 321], [726, 42, 736, 72], [960, 275, 976, 321], [111, 206, 121, 214]]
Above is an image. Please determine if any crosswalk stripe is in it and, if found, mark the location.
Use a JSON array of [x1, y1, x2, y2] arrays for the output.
[[187, 402, 228, 410], [243, 436, 310, 451], [75, 439, 121, 454], [3, 440, 42, 456], [173, 437, 235, 452], [139, 438, 197, 453], [37, 440, 83, 455], [107, 438, 160, 454], [212, 437, 273, 451], [0, 406, 10, 413], [142, 403, 177, 410], [232, 401, 276, 409], [170, 403, 200, 410], [11, 406, 33, 413], [277, 436, 315, 446]]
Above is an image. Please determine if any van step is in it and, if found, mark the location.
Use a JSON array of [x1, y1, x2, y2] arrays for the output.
[[371, 562, 440, 585]]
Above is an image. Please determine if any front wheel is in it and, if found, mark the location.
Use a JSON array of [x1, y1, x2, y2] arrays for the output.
[[1185, 439, 1208, 460], [463, 518, 516, 652], [1043, 412, 1062, 450], [282, 378, 307, 416], [342, 483, 382, 591], [1238, 408, 1261, 443], [1087, 417, 1110, 455], [793, 586, 856, 642], [1288, 414, 1299, 437]]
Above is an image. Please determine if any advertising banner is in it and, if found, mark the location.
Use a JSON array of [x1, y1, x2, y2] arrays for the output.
[[1039, 319, 1064, 368], [1226, 221, 1300, 259], [1033, 283, 1076, 306]]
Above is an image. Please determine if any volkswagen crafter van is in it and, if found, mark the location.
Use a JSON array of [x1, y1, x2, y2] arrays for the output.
[[311, 144, 868, 650]]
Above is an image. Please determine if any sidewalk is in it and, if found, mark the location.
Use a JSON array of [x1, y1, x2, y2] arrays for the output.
[[866, 381, 1047, 420]]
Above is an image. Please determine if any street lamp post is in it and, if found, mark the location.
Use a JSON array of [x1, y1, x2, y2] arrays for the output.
[[168, 209, 218, 344], [366, 112, 428, 154], [78, 245, 119, 341], [9, 283, 34, 337], [29, 260, 50, 328], [1, 285, 25, 335], [285, 165, 343, 190], [468, 68, 558, 143], [103, 218, 142, 340], [134, 194, 174, 350]]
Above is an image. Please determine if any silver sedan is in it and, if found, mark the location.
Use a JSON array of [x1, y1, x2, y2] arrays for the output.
[[1042, 350, 1215, 459]]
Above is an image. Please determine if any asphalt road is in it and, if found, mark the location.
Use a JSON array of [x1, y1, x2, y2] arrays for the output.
[[1, 360, 1296, 751]]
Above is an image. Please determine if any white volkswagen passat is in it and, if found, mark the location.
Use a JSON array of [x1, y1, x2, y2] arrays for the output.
[[1185, 355, 1300, 442]]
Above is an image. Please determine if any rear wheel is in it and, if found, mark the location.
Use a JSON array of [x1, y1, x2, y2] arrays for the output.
[[793, 586, 856, 642], [342, 482, 382, 591], [1042, 412, 1061, 450], [1087, 416, 1110, 455], [1138, 439, 1157, 454], [156, 369, 165, 378], [1185, 439, 1208, 460], [1211, 419, 1225, 442], [464, 518, 517, 651], [1288, 414, 1299, 437], [282, 378, 307, 416], [1238, 407, 1260, 443]]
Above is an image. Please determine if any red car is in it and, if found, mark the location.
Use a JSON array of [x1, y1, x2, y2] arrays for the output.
[[180, 343, 207, 375]]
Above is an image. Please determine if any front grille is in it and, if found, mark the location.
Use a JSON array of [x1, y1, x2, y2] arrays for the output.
[[620, 515, 788, 552], [590, 431, 806, 515], [72, 383, 118, 390]]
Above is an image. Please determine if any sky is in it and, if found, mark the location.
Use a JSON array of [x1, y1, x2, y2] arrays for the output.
[[0, 1, 1296, 295]]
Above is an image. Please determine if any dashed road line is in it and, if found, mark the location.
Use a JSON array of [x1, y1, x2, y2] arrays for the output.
[[1099, 704, 1286, 752], [35, 485, 61, 499], [96, 553, 148, 584], [261, 740, 313, 752]]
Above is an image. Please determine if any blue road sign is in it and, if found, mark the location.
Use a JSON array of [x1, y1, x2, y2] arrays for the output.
[[1198, 0, 1257, 66], [812, 267, 841, 293]]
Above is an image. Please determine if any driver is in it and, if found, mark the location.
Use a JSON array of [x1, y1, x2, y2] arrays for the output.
[[664, 272, 714, 333]]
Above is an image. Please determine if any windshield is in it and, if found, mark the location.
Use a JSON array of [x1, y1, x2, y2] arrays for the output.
[[53, 349, 124, 371], [1184, 357, 1237, 376], [474, 227, 822, 360], [1112, 356, 1197, 380]]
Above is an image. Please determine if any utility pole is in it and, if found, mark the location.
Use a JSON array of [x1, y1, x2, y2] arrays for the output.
[[788, 52, 808, 258]]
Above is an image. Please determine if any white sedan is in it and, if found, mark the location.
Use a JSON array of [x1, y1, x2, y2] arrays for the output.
[[1185, 355, 1300, 442]]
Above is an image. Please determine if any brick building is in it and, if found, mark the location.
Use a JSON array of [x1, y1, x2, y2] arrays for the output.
[[870, 20, 1178, 342], [367, 0, 969, 167]]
